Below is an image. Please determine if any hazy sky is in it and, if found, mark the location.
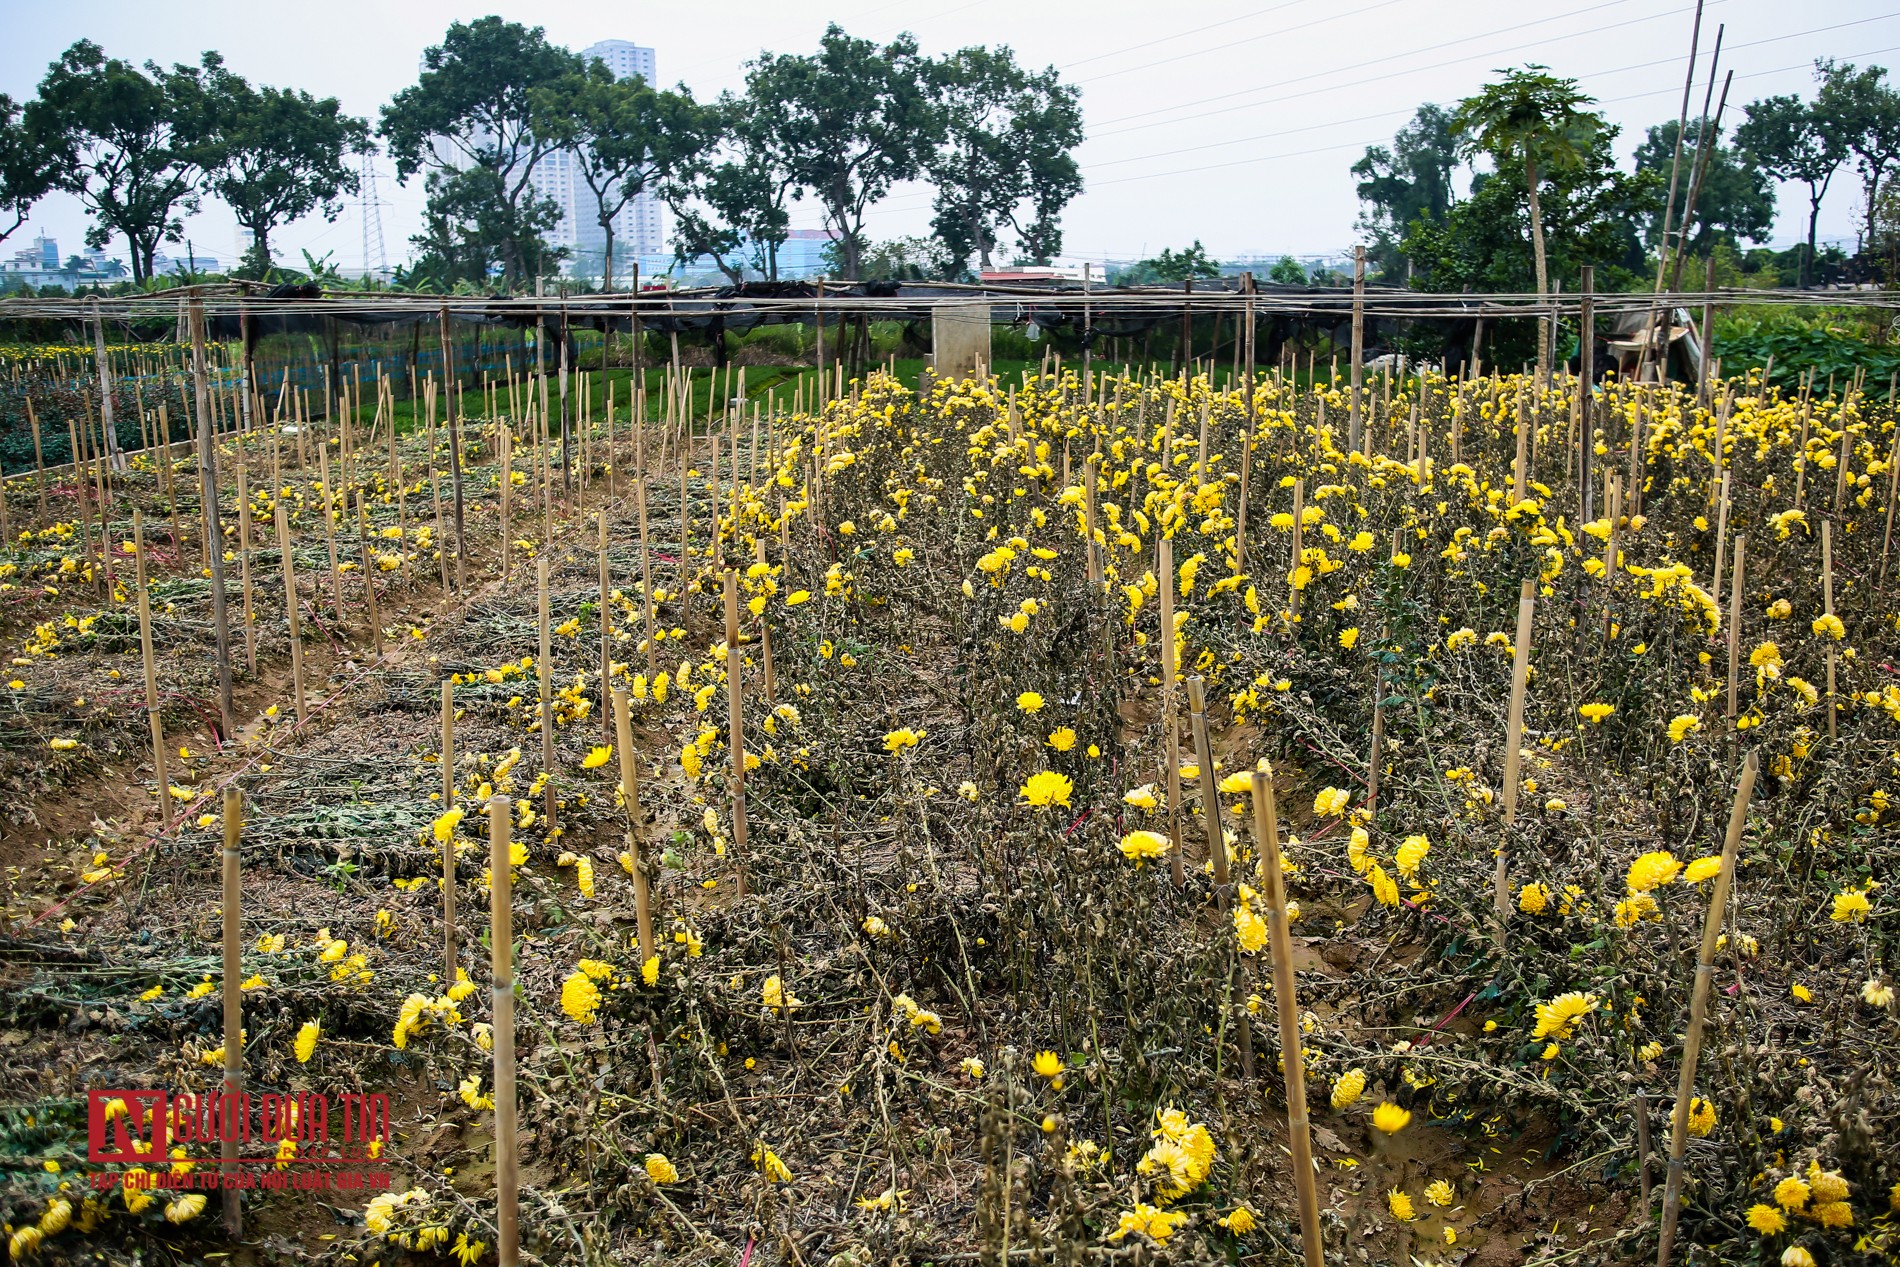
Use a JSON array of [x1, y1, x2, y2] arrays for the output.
[[3, 0, 1892, 272]]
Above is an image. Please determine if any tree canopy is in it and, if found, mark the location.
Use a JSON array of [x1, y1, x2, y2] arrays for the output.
[[1632, 120, 1775, 255], [926, 45, 1082, 275], [1352, 104, 1459, 281], [744, 25, 939, 280], [530, 60, 712, 289], [25, 41, 219, 283], [200, 55, 369, 276], [381, 18, 583, 287]]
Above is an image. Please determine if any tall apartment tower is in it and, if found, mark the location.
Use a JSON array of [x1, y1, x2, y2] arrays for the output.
[[420, 38, 664, 283], [531, 39, 663, 281]]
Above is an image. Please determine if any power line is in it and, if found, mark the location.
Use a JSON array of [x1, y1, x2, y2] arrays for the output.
[[1080, 41, 1900, 191], [1075, 0, 1409, 85], [1086, 0, 1703, 137], [1059, 3, 1306, 71], [1083, 14, 1900, 173]]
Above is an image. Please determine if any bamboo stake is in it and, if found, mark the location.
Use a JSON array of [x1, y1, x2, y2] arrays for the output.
[[1288, 478, 1305, 620], [25, 393, 47, 522], [1512, 384, 1530, 505], [537, 556, 557, 831], [637, 474, 656, 676], [220, 785, 244, 1237], [1822, 520, 1837, 742], [1187, 675, 1251, 1079], [266, 507, 307, 725], [317, 444, 342, 616], [488, 794, 520, 1267], [1710, 470, 1731, 610], [724, 571, 750, 898], [236, 447, 257, 675], [599, 510, 613, 740], [1494, 578, 1535, 923], [1601, 473, 1620, 644], [439, 306, 468, 592], [189, 297, 236, 740], [1158, 536, 1185, 889], [133, 512, 170, 828], [1251, 770, 1325, 1267], [357, 493, 382, 657], [1185, 677, 1232, 887], [611, 684, 654, 961], [1654, 751, 1758, 1267], [1726, 537, 1746, 723], [754, 538, 776, 704], [442, 681, 457, 981], [1880, 424, 1899, 584]]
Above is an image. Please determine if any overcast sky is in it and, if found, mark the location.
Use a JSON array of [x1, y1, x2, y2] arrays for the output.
[[4, 0, 1893, 272]]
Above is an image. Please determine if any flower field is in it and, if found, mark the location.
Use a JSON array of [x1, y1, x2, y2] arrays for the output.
[[0, 350, 1896, 1266]]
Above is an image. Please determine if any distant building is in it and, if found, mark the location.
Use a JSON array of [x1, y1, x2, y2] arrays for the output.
[[543, 40, 665, 283], [1, 235, 126, 290], [418, 38, 665, 284], [151, 249, 220, 275], [981, 264, 1088, 283]]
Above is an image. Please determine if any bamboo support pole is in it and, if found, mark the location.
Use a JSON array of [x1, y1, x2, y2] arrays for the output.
[[599, 511, 613, 741], [1654, 751, 1759, 1267], [537, 556, 557, 831], [317, 444, 342, 616], [1288, 478, 1305, 620], [1251, 770, 1325, 1267], [724, 571, 750, 898], [1186, 675, 1250, 1078], [272, 505, 308, 720], [1158, 536, 1185, 889], [442, 681, 457, 981], [236, 449, 257, 675], [611, 684, 654, 961], [1822, 521, 1837, 742], [189, 298, 237, 741], [1494, 578, 1535, 923], [1601, 473, 1620, 644], [133, 512, 170, 828], [439, 306, 468, 592], [488, 795, 520, 1267], [220, 785, 244, 1237], [1512, 386, 1530, 505], [1710, 470, 1731, 610], [754, 539, 776, 704], [1185, 677, 1232, 887], [1726, 537, 1746, 723], [357, 494, 382, 657], [637, 475, 656, 676]]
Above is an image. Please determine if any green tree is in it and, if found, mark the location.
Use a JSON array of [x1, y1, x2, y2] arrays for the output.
[[1117, 241, 1221, 286], [200, 56, 368, 277], [1267, 255, 1307, 285], [531, 60, 713, 291], [1352, 104, 1459, 281], [1736, 91, 1849, 287], [1815, 59, 1900, 261], [0, 94, 57, 247], [1404, 130, 1658, 363], [925, 45, 1081, 274], [406, 165, 565, 288], [381, 18, 583, 289], [1633, 119, 1775, 254], [1450, 66, 1606, 379], [26, 41, 219, 284], [745, 25, 938, 280], [663, 90, 796, 284]]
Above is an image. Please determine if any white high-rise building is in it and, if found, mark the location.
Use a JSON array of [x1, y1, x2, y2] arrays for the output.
[[532, 39, 664, 283], [422, 39, 665, 284]]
